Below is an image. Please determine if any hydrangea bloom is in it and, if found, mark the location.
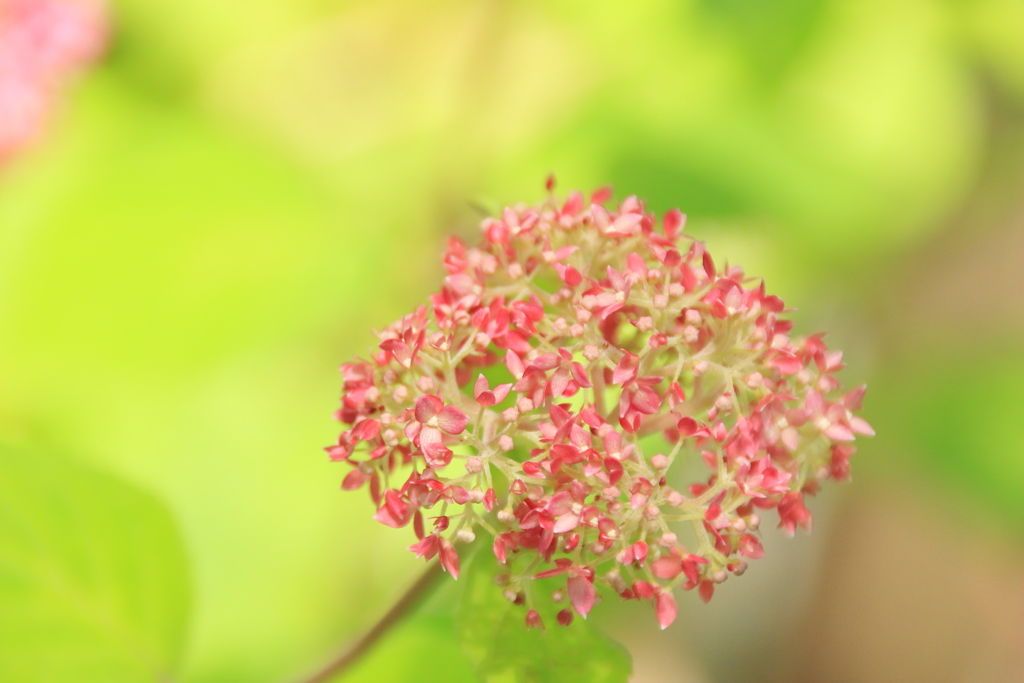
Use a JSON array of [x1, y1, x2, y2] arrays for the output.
[[328, 182, 872, 629], [0, 0, 106, 163]]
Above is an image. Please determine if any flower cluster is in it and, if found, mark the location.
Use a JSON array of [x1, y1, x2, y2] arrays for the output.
[[327, 181, 872, 630], [0, 0, 107, 164]]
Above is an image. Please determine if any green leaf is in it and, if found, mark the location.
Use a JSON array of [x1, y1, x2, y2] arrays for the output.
[[340, 612, 476, 683], [0, 445, 191, 683], [456, 550, 631, 683]]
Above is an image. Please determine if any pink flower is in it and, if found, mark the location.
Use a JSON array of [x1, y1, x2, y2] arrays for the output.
[[407, 394, 468, 467], [534, 559, 595, 618], [327, 179, 871, 630], [473, 374, 512, 407], [777, 492, 812, 536], [0, 0, 106, 163], [546, 481, 589, 533], [373, 490, 414, 529]]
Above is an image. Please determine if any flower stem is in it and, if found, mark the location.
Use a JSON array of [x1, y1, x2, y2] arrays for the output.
[[293, 562, 445, 683]]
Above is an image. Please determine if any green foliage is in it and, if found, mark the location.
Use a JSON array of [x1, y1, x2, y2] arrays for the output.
[[870, 344, 1024, 525], [0, 445, 191, 683], [341, 604, 476, 683], [456, 550, 631, 683]]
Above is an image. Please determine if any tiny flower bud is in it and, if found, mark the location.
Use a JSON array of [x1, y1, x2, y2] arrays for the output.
[[466, 457, 483, 473], [605, 570, 626, 593], [498, 434, 515, 452], [516, 397, 534, 413], [456, 528, 476, 544]]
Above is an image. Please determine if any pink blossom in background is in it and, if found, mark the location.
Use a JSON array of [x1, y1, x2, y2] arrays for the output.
[[0, 0, 106, 163], [327, 180, 873, 630]]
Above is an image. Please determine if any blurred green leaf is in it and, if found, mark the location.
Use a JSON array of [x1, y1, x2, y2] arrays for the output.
[[456, 550, 631, 683], [695, 0, 828, 83], [340, 603, 476, 683], [868, 343, 1024, 526], [0, 445, 191, 682]]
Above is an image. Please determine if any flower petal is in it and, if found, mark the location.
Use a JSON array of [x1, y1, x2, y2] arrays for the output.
[[473, 374, 489, 400], [492, 383, 512, 404], [567, 574, 595, 618], [850, 416, 875, 436], [415, 394, 442, 423], [552, 512, 580, 534], [439, 539, 460, 579], [612, 352, 639, 385], [437, 405, 469, 434], [656, 590, 677, 629], [650, 556, 682, 580]]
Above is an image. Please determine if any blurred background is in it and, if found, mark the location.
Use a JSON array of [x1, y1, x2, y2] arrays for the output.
[[1, 0, 1022, 682]]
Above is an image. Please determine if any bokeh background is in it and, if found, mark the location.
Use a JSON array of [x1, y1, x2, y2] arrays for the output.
[[1, 1, 1022, 682]]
